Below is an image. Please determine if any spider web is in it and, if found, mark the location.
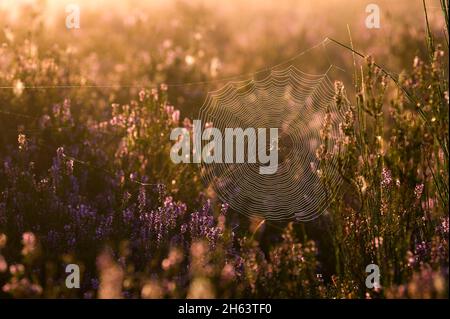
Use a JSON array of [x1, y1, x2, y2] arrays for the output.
[[199, 65, 346, 222]]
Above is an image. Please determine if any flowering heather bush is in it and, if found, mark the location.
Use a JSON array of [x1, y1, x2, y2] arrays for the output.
[[0, 1, 448, 299]]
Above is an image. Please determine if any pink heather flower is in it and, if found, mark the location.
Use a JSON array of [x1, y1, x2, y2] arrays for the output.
[[56, 146, 65, 159], [39, 114, 51, 129], [205, 122, 213, 129], [21, 232, 37, 256], [0, 255, 6, 272], [183, 118, 192, 130], [9, 264, 25, 275], [373, 236, 383, 249], [151, 88, 158, 100], [13, 79, 25, 96], [220, 203, 229, 215], [221, 263, 235, 281], [421, 198, 436, 211], [62, 99, 71, 121], [139, 89, 146, 102], [438, 216, 449, 235], [66, 159, 74, 175], [22, 232, 36, 246], [0, 234, 6, 249], [18, 134, 27, 150], [185, 55, 195, 66]]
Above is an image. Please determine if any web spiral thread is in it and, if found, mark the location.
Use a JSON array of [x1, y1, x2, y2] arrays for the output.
[[199, 66, 346, 221]]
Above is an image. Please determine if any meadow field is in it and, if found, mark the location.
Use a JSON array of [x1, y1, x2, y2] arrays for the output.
[[0, 0, 448, 298]]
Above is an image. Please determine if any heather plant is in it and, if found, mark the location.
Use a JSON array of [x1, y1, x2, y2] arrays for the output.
[[0, 0, 448, 300], [0, 87, 228, 297], [317, 3, 448, 297]]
